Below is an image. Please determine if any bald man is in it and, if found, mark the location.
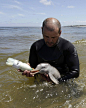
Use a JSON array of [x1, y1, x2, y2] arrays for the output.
[[21, 18, 79, 82]]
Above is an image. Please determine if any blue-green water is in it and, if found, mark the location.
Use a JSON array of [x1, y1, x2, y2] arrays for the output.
[[0, 26, 86, 108]]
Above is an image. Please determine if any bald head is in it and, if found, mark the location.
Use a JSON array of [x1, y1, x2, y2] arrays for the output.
[[42, 18, 61, 33]]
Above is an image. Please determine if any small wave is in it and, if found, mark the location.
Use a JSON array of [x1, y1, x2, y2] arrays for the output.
[[0, 29, 6, 30], [74, 39, 86, 44]]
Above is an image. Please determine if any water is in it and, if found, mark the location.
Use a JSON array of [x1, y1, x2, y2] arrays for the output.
[[0, 26, 86, 108]]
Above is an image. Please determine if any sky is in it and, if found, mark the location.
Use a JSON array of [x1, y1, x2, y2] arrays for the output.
[[0, 0, 86, 27]]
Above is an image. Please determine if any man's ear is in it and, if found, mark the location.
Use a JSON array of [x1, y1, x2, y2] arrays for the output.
[[59, 30, 62, 37]]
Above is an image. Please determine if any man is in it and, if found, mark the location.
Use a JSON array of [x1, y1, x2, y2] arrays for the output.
[[19, 18, 79, 82]]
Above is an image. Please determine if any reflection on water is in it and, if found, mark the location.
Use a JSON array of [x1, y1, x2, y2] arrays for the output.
[[0, 27, 86, 108]]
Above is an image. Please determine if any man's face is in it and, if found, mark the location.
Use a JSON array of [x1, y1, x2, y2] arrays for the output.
[[42, 26, 61, 47]]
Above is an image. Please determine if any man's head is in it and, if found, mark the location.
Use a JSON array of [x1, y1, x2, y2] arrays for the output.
[[42, 18, 61, 47]]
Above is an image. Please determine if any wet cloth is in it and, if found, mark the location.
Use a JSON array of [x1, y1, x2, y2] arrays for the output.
[[29, 37, 79, 82]]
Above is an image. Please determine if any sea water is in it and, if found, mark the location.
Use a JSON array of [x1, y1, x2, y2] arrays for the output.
[[0, 26, 86, 108]]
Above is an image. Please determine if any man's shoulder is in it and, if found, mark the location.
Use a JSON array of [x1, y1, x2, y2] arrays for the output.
[[31, 39, 45, 50], [32, 39, 44, 46], [59, 37, 71, 44], [59, 37, 75, 49], [34, 39, 44, 44]]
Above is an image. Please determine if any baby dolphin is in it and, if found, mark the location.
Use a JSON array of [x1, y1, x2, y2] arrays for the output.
[[31, 63, 61, 84]]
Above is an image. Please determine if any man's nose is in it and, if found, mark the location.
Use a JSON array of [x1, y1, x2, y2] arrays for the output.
[[48, 38, 52, 42]]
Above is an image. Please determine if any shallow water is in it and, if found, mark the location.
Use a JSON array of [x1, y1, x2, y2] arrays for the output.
[[0, 26, 86, 108]]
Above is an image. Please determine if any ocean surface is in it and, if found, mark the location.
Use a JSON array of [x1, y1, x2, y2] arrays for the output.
[[0, 26, 86, 108]]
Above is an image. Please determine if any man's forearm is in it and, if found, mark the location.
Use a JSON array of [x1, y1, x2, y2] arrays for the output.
[[58, 70, 79, 82]]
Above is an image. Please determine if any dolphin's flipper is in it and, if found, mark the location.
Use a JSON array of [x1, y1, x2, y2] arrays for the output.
[[49, 72, 59, 84]]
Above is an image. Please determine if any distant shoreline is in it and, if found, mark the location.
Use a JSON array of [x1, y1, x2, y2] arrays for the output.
[[63, 25, 86, 27]]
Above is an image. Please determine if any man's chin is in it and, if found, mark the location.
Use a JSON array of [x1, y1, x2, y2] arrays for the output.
[[46, 43, 54, 47]]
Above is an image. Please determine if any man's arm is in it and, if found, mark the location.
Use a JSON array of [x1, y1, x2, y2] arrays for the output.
[[58, 45, 79, 82], [29, 43, 38, 68]]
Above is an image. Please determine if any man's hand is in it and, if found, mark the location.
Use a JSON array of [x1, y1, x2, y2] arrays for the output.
[[18, 69, 34, 77], [41, 74, 51, 82], [22, 70, 34, 77]]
